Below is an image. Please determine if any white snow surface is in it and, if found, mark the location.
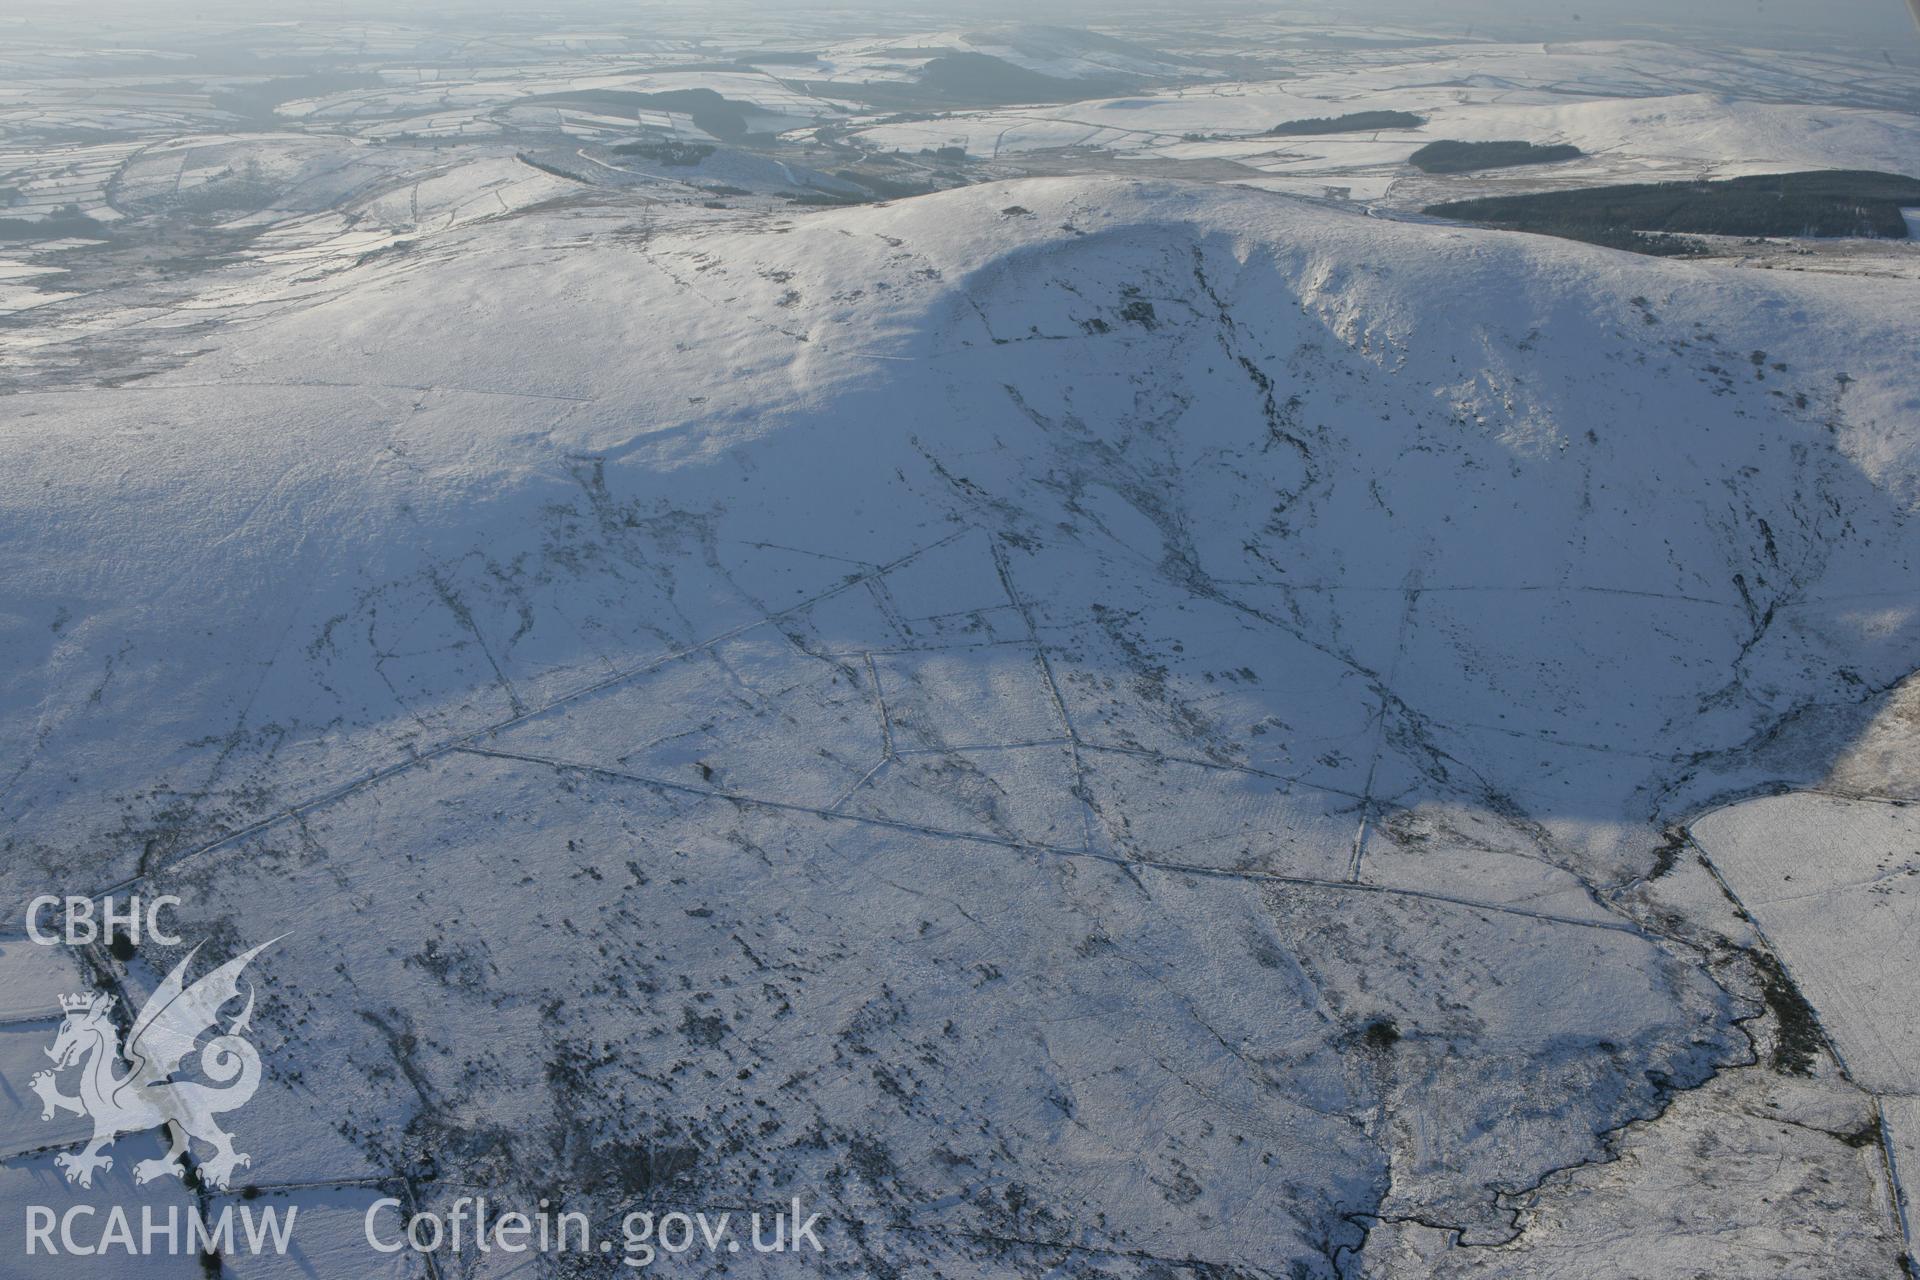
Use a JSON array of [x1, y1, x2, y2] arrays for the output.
[[2, 176, 1919, 1274]]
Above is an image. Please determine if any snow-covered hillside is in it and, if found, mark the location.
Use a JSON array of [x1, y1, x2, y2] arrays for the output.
[[3, 175, 1918, 1275]]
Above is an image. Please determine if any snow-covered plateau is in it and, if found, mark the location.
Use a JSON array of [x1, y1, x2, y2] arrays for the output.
[[1, 171, 1915, 1276]]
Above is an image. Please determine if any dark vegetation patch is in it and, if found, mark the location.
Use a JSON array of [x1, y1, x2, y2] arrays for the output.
[[1749, 949, 1824, 1076], [1427, 170, 1920, 242], [1839, 1115, 1884, 1149], [355, 238, 414, 267], [917, 52, 1126, 104], [523, 88, 759, 140], [515, 153, 588, 183], [679, 1006, 728, 1047], [1269, 110, 1425, 136], [582, 1131, 702, 1199], [170, 180, 279, 218], [1648, 828, 1689, 880], [1361, 1018, 1401, 1051], [1410, 139, 1584, 174], [211, 72, 384, 124], [0, 205, 107, 240], [1519, 226, 1705, 256], [611, 140, 715, 166], [834, 169, 939, 199], [1117, 296, 1157, 328]]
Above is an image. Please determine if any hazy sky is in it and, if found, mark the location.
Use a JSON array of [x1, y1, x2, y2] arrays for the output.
[[10, 0, 1917, 46], [553, 0, 1910, 42], [1364, 0, 1918, 39]]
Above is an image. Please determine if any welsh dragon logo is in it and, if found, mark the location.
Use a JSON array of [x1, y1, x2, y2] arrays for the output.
[[31, 939, 276, 1190]]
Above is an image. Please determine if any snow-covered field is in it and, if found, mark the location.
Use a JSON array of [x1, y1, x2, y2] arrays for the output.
[[852, 85, 1920, 208], [2, 9, 1919, 1278]]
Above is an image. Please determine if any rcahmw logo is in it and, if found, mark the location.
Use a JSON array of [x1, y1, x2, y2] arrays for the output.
[[20, 894, 297, 1260]]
